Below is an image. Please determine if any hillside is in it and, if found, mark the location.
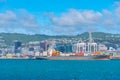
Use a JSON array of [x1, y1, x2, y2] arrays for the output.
[[0, 32, 120, 46]]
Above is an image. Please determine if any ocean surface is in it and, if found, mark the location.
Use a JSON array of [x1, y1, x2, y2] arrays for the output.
[[0, 60, 120, 80]]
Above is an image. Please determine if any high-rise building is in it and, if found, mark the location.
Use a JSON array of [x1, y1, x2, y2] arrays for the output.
[[55, 43, 72, 53], [29, 46, 34, 51], [40, 41, 51, 52], [14, 40, 22, 53]]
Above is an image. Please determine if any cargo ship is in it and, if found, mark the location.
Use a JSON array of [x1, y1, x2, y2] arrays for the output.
[[36, 55, 110, 60], [36, 32, 110, 60], [36, 50, 110, 60]]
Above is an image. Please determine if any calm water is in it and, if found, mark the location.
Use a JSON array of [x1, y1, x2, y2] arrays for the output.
[[0, 60, 120, 80]]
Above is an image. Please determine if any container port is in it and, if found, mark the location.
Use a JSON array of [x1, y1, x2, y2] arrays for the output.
[[0, 32, 119, 60]]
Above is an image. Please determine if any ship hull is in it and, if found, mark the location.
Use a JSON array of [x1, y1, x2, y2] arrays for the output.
[[36, 55, 110, 60]]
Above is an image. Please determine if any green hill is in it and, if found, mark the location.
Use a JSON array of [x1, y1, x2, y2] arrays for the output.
[[0, 32, 120, 46]]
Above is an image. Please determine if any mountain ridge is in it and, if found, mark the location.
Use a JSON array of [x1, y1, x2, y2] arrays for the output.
[[0, 32, 119, 46]]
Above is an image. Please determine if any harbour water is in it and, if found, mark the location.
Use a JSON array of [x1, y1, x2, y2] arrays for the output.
[[0, 60, 120, 80]]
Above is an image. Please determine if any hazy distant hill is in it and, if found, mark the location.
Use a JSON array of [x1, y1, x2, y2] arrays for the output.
[[0, 32, 120, 46]]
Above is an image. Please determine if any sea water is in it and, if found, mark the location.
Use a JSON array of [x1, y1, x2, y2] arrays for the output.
[[0, 60, 119, 80]]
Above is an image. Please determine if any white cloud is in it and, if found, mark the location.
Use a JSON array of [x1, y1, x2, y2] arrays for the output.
[[115, 7, 120, 21], [114, 1, 120, 7], [0, 10, 39, 27], [0, 11, 17, 27], [49, 9, 103, 34], [1, 2, 120, 35], [18, 9, 39, 27], [48, 2, 120, 35], [0, 10, 40, 34], [50, 9, 102, 27]]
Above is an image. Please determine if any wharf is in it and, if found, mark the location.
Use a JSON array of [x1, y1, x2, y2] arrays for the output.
[[110, 55, 120, 60]]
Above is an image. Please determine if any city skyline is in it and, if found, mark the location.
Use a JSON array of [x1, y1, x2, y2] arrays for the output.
[[0, 0, 120, 35]]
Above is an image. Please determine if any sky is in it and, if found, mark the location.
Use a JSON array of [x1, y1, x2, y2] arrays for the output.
[[0, 0, 120, 35]]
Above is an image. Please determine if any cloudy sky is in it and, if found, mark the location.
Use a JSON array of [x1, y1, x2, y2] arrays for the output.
[[0, 0, 120, 35]]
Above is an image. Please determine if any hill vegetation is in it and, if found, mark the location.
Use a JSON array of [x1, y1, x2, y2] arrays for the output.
[[0, 32, 120, 46]]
